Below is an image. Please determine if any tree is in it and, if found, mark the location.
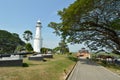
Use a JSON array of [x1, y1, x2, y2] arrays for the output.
[[53, 47, 60, 53], [41, 47, 52, 54], [0, 30, 25, 53], [59, 40, 69, 54], [49, 0, 120, 54], [25, 43, 33, 52], [15, 45, 25, 53], [23, 30, 33, 42], [12, 33, 19, 38]]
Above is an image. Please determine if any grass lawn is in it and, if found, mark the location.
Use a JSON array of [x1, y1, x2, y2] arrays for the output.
[[91, 53, 120, 76], [101, 63, 120, 76], [107, 67, 120, 76], [94, 60, 120, 76], [0, 54, 76, 80]]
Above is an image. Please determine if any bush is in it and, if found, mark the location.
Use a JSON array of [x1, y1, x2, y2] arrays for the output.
[[69, 52, 72, 55], [102, 60, 107, 64], [68, 56, 78, 62], [22, 63, 29, 67], [25, 43, 33, 52]]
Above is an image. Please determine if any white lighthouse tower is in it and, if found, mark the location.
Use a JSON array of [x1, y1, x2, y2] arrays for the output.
[[33, 20, 42, 53]]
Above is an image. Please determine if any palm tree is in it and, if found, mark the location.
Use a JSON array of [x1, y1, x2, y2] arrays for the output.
[[23, 30, 33, 43]]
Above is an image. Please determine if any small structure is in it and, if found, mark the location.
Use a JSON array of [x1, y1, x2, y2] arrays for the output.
[[43, 54, 53, 58], [77, 48, 90, 59], [0, 54, 23, 66], [29, 54, 43, 61]]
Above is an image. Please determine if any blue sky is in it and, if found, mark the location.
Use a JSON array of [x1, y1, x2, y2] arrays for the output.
[[0, 0, 86, 52]]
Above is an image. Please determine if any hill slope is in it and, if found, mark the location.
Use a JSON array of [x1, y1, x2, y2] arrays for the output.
[[0, 30, 25, 53]]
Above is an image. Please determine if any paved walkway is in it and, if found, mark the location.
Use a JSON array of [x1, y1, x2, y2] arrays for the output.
[[67, 59, 120, 80]]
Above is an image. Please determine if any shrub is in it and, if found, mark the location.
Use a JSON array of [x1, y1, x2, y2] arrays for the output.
[[22, 63, 29, 67], [25, 43, 33, 52]]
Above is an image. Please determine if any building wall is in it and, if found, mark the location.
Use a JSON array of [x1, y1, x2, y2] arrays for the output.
[[77, 49, 90, 59]]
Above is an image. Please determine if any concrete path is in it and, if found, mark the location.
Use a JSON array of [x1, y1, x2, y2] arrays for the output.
[[67, 59, 120, 80]]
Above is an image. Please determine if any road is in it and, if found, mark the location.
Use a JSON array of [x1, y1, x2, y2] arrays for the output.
[[67, 59, 120, 80]]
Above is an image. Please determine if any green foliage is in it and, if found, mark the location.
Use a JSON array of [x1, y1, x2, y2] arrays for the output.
[[110, 19, 120, 30], [53, 47, 60, 53], [48, 22, 62, 36], [25, 43, 33, 52], [23, 30, 33, 42], [58, 0, 94, 26], [59, 40, 69, 54], [98, 60, 120, 70], [101, 60, 107, 66], [22, 63, 29, 67], [0, 30, 25, 53], [52, 40, 69, 54], [48, 0, 120, 54], [68, 55, 78, 62], [15, 45, 25, 52], [41, 47, 52, 54]]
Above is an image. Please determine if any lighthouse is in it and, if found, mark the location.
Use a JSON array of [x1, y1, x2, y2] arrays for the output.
[[33, 20, 42, 53]]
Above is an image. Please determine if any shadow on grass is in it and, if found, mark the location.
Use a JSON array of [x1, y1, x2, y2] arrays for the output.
[[68, 56, 78, 62]]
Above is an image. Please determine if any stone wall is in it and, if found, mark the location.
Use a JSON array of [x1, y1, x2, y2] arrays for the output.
[[0, 59, 23, 67]]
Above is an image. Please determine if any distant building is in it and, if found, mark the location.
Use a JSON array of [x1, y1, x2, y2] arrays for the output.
[[77, 48, 90, 59]]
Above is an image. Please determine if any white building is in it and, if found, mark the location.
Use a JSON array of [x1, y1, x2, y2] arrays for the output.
[[33, 20, 42, 53]]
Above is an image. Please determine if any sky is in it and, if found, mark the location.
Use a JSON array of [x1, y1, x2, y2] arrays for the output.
[[0, 0, 86, 52]]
